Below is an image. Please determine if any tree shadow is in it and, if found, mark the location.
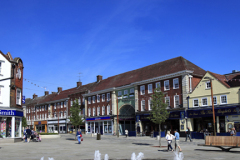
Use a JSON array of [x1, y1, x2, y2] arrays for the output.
[[132, 143, 152, 146], [195, 149, 240, 153]]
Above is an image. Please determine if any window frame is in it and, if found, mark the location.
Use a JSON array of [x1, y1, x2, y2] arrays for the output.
[[97, 95, 100, 103], [102, 94, 105, 102], [165, 96, 170, 107], [88, 108, 91, 117], [210, 96, 217, 105], [206, 81, 211, 89], [148, 84, 153, 94], [107, 105, 110, 115], [173, 78, 179, 89], [174, 95, 179, 108], [107, 93, 110, 101], [88, 97, 91, 104], [155, 82, 161, 92], [148, 98, 152, 110], [102, 106, 105, 115], [92, 96, 95, 103], [201, 97, 208, 106], [140, 85, 145, 95], [193, 99, 199, 107], [220, 95, 227, 104], [16, 88, 21, 105], [141, 100, 145, 111], [93, 107, 96, 116], [97, 107, 100, 116], [164, 80, 170, 91]]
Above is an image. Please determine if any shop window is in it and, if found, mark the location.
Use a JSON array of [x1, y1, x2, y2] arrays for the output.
[[193, 99, 199, 107], [220, 95, 227, 104], [164, 80, 170, 91], [201, 98, 208, 106]]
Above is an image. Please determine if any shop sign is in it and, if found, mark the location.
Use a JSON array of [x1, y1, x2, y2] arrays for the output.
[[187, 106, 240, 118], [86, 116, 111, 121], [0, 110, 23, 117], [47, 120, 66, 124]]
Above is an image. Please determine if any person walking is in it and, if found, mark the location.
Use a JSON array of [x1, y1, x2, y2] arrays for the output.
[[25, 127, 32, 143], [185, 127, 192, 142], [125, 129, 128, 138], [230, 127, 236, 136], [174, 129, 182, 152], [76, 129, 82, 144], [165, 131, 174, 152]]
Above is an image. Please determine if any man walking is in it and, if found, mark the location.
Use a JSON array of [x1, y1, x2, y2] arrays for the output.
[[230, 127, 236, 136], [174, 129, 182, 152], [185, 127, 192, 142], [25, 127, 32, 143]]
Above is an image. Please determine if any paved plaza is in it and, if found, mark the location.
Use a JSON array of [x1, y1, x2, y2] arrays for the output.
[[0, 134, 240, 160]]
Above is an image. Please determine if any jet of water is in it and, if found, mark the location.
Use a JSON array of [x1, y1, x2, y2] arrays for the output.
[[94, 150, 101, 160], [173, 151, 184, 160], [40, 157, 54, 160], [104, 154, 109, 160], [131, 153, 136, 160], [131, 152, 144, 160]]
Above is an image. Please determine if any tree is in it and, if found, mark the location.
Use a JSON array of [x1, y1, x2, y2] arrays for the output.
[[69, 99, 84, 140], [148, 87, 169, 147], [22, 116, 27, 128]]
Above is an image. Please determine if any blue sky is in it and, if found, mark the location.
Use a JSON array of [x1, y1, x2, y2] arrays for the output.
[[0, 0, 239, 98]]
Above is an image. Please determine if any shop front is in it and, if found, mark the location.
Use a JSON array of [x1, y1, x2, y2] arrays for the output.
[[47, 120, 67, 133], [0, 109, 23, 139], [34, 121, 47, 133], [85, 116, 113, 135]]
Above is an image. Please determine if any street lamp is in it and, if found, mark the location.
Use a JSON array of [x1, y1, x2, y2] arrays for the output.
[[204, 77, 216, 136]]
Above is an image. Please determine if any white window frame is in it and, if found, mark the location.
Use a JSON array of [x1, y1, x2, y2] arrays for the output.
[[93, 108, 96, 116], [148, 98, 152, 110], [193, 99, 199, 107], [201, 97, 208, 106], [102, 106, 105, 115], [88, 97, 91, 104], [102, 94, 105, 102], [165, 97, 170, 107], [55, 103, 57, 109], [97, 107, 100, 116], [16, 88, 21, 105], [148, 84, 153, 94], [210, 96, 217, 105], [97, 95, 100, 103], [155, 82, 161, 92], [174, 95, 179, 108], [107, 105, 110, 115], [140, 85, 145, 95], [88, 108, 91, 117], [220, 95, 227, 104], [39, 106, 41, 111], [164, 80, 170, 91], [173, 78, 179, 89], [141, 100, 145, 111], [92, 96, 95, 103], [78, 98, 81, 105], [206, 81, 211, 89], [107, 93, 110, 101]]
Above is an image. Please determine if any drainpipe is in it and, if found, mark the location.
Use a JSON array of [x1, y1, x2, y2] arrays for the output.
[[185, 96, 190, 129]]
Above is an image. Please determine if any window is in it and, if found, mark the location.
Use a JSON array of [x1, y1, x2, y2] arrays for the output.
[[54, 112, 57, 118], [42, 106, 44, 111], [148, 84, 153, 93], [78, 98, 81, 105], [39, 106, 41, 111], [64, 111, 67, 117], [155, 82, 161, 92], [130, 88, 134, 94], [201, 98, 208, 106], [165, 97, 170, 107], [210, 96, 217, 105], [102, 106, 105, 115], [107, 93, 110, 101], [45, 105, 47, 110], [140, 85, 145, 95], [42, 114, 44, 119], [173, 78, 179, 89], [16, 88, 21, 105], [148, 98, 152, 110], [92, 96, 95, 103], [206, 81, 211, 89], [164, 80, 170, 91], [123, 90, 128, 95], [141, 100, 145, 111], [102, 94, 105, 102], [220, 95, 227, 104], [82, 98, 85, 104], [54, 103, 57, 109], [88, 108, 91, 116], [118, 91, 122, 97], [97, 107, 100, 116], [97, 95, 100, 103], [60, 102, 63, 108], [193, 99, 199, 107], [88, 97, 91, 104], [174, 95, 179, 108], [61, 112, 63, 118], [107, 105, 110, 115], [0, 87, 2, 103], [93, 108, 96, 116]]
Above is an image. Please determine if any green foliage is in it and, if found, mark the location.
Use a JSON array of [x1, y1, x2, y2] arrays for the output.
[[148, 88, 169, 125], [69, 99, 84, 128], [22, 116, 27, 127]]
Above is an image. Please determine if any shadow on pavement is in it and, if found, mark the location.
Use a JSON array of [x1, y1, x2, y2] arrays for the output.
[[158, 150, 169, 152], [65, 138, 76, 141], [132, 143, 152, 146], [195, 149, 240, 153]]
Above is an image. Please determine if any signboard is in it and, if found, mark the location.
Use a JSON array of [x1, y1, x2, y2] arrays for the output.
[[22, 96, 25, 104], [0, 110, 23, 117], [86, 116, 111, 121]]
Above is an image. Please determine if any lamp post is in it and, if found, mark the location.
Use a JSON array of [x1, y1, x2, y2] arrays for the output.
[[204, 77, 216, 136]]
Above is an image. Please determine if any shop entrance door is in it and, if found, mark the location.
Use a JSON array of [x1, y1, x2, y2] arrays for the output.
[[59, 125, 66, 133], [48, 125, 54, 133]]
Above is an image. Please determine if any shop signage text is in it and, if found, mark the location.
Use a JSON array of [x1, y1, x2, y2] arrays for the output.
[[0, 110, 23, 117], [86, 117, 111, 121]]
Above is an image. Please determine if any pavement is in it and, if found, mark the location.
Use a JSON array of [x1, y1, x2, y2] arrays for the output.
[[0, 134, 240, 160]]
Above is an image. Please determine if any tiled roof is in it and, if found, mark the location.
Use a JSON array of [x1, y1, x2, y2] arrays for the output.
[[208, 72, 230, 88], [91, 56, 206, 92]]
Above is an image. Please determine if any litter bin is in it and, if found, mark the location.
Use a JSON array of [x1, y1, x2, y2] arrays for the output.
[[96, 133, 101, 140]]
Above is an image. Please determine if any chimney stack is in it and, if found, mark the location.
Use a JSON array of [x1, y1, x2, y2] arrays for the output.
[[33, 94, 38, 99], [77, 82, 82, 87], [58, 87, 62, 93], [45, 91, 49, 96], [52, 92, 57, 94], [97, 75, 103, 82]]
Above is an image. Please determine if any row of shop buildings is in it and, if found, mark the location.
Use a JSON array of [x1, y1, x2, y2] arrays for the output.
[[24, 56, 240, 136]]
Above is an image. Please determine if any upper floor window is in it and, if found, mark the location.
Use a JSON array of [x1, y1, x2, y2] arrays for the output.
[[220, 95, 227, 104], [148, 98, 152, 110], [16, 88, 21, 105], [92, 96, 96, 103], [165, 97, 170, 107], [93, 108, 96, 116], [155, 82, 161, 92], [193, 99, 199, 107], [107, 93, 110, 101], [206, 81, 211, 89], [60, 102, 63, 108], [130, 88, 134, 94], [201, 98, 208, 106], [88, 108, 91, 117], [97, 107, 100, 116], [97, 95, 100, 103], [124, 90, 128, 95], [148, 84, 153, 93], [82, 98, 85, 104], [140, 85, 145, 95], [173, 78, 179, 89], [0, 87, 2, 103], [88, 97, 91, 104], [102, 106, 105, 115], [42, 106, 44, 111], [164, 80, 170, 91], [118, 91, 122, 97], [64, 101, 66, 108], [39, 106, 41, 111], [210, 96, 217, 105], [141, 100, 145, 111], [107, 105, 110, 115], [54, 103, 57, 109], [78, 98, 81, 105], [102, 94, 105, 102], [174, 95, 179, 108]]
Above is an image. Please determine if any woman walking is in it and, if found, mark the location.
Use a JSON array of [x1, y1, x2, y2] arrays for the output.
[[165, 131, 174, 152], [76, 129, 82, 144]]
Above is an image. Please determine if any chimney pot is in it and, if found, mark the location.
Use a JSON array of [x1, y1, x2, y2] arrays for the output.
[[45, 91, 49, 96], [33, 94, 38, 99], [58, 87, 62, 92], [97, 75, 103, 82], [77, 82, 82, 87]]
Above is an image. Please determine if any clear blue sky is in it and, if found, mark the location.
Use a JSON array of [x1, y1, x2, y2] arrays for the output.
[[0, 0, 239, 98]]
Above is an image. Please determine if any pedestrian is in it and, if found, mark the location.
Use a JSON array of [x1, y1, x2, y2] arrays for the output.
[[185, 127, 192, 142], [25, 127, 32, 143], [165, 131, 174, 152], [125, 129, 128, 138], [174, 129, 182, 152], [23, 128, 27, 142], [230, 127, 236, 136], [76, 129, 82, 144]]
